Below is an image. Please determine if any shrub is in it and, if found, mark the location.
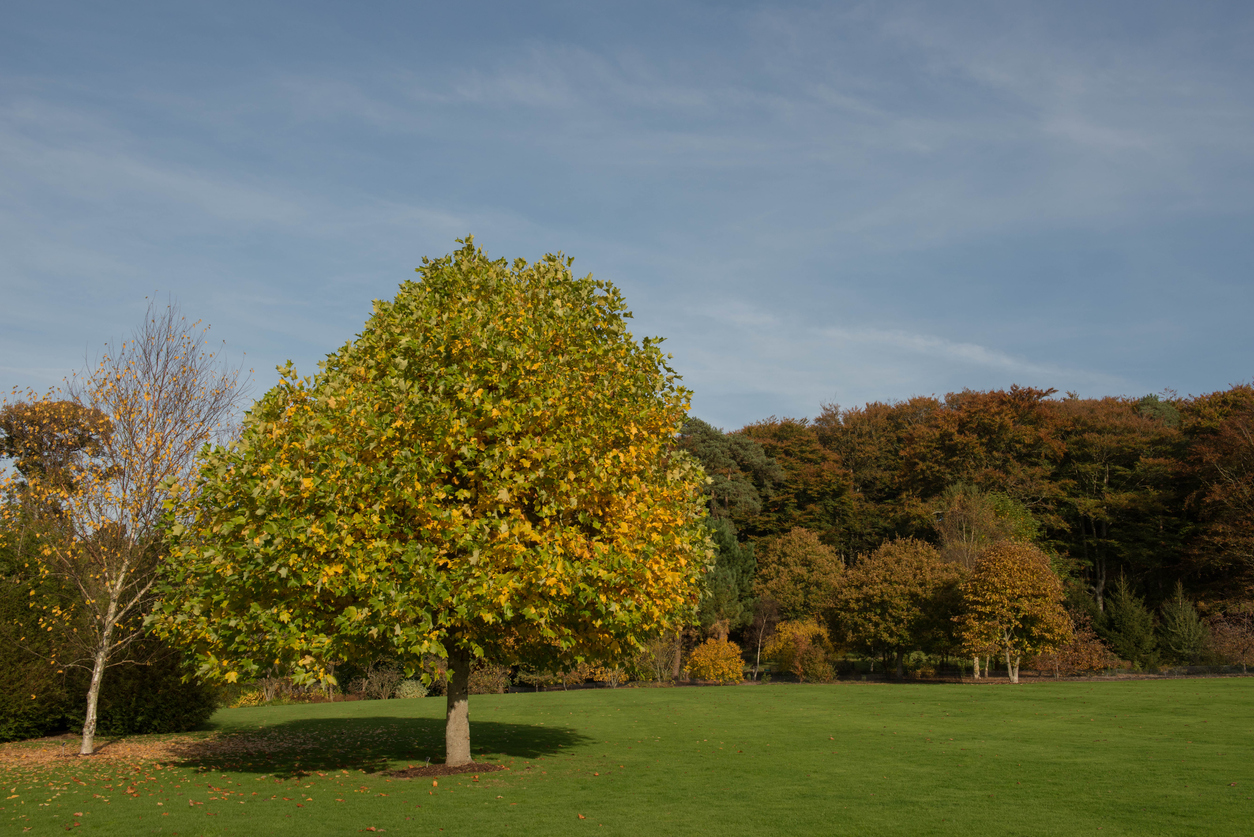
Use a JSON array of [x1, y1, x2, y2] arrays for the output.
[[349, 663, 404, 701], [396, 679, 428, 699], [2, 523, 214, 739], [636, 634, 679, 683], [0, 576, 75, 741], [231, 689, 265, 708], [68, 648, 219, 736], [516, 669, 560, 690], [764, 619, 836, 682], [591, 665, 628, 688], [469, 662, 511, 694], [1209, 612, 1254, 672], [1028, 614, 1117, 676], [795, 644, 835, 682], [685, 639, 744, 684]]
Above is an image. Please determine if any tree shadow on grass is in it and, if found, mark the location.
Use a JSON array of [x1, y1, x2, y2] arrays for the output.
[[165, 716, 589, 778]]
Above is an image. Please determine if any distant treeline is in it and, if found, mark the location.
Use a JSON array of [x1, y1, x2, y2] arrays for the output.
[[680, 383, 1254, 612]]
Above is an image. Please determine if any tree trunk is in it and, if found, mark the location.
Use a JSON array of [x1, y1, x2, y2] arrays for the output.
[[1094, 520, 1109, 612], [973, 656, 980, 679], [445, 646, 472, 766], [754, 624, 765, 680], [80, 601, 119, 756], [672, 630, 683, 681], [894, 651, 905, 681], [80, 644, 110, 755]]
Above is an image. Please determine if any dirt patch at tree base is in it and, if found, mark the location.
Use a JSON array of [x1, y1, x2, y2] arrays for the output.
[[385, 761, 508, 779]]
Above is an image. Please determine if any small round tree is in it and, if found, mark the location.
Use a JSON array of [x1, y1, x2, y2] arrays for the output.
[[158, 239, 710, 765], [832, 538, 961, 679], [957, 541, 1072, 683]]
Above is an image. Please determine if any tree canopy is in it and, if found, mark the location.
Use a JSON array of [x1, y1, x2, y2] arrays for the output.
[[158, 239, 710, 764], [957, 541, 1072, 683], [754, 527, 843, 620], [832, 537, 961, 678]]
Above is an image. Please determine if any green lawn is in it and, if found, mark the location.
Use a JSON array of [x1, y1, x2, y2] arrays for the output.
[[3, 678, 1252, 835]]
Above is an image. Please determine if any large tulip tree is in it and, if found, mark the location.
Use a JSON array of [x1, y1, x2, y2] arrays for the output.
[[159, 239, 710, 765]]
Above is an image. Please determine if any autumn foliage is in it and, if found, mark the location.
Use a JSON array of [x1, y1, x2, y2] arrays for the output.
[[833, 538, 961, 678], [157, 239, 710, 764], [754, 527, 843, 620], [685, 638, 745, 684], [764, 619, 836, 682], [958, 541, 1073, 683]]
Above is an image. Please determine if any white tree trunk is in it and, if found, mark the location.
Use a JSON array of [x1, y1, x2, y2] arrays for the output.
[[80, 598, 120, 756], [80, 645, 109, 755], [973, 656, 981, 679], [1004, 638, 1020, 684]]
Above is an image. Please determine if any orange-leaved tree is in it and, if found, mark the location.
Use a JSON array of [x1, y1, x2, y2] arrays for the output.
[[957, 541, 1072, 683], [0, 301, 245, 755], [832, 538, 962, 679], [157, 239, 711, 766]]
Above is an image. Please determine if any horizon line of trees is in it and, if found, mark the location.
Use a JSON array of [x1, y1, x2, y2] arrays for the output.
[[679, 383, 1254, 676]]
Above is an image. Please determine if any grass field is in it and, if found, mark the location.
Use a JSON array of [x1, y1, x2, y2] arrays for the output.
[[3, 678, 1252, 835]]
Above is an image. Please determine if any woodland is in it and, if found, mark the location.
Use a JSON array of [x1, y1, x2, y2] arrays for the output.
[[677, 383, 1254, 680]]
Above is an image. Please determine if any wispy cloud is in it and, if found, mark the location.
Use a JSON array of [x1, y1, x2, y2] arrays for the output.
[[2, 1, 1251, 427]]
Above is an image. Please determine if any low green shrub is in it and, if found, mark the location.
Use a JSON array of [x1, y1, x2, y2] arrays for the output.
[[396, 679, 428, 699]]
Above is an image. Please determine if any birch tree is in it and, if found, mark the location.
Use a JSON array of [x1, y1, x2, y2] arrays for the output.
[[957, 541, 1072, 683], [0, 300, 245, 754]]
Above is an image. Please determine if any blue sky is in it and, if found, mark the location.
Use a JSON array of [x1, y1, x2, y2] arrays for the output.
[[3, 1, 1252, 430]]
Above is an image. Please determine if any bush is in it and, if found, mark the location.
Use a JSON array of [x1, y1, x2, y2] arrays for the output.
[[685, 639, 744, 684], [0, 576, 75, 741], [1028, 614, 1117, 676], [231, 689, 265, 708], [396, 679, 428, 699], [1, 572, 215, 739], [348, 663, 404, 701], [634, 634, 679, 683], [795, 643, 835, 682], [590, 664, 628, 688], [1209, 612, 1254, 672], [73, 651, 219, 736], [764, 619, 836, 682], [469, 662, 511, 694]]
